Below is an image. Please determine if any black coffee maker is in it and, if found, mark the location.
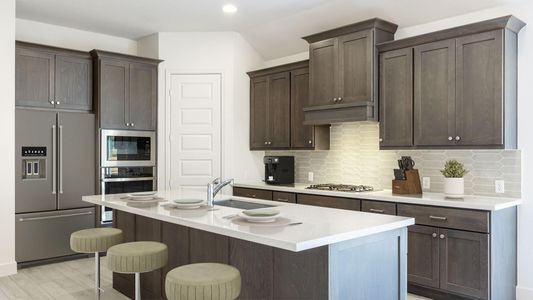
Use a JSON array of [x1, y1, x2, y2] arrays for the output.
[[264, 156, 294, 184]]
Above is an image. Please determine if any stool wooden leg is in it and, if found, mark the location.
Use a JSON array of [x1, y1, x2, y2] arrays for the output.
[[95, 252, 101, 300], [135, 272, 141, 300]]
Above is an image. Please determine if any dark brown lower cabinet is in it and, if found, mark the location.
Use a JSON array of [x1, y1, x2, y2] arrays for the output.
[[407, 225, 489, 299], [297, 194, 360, 210], [407, 225, 439, 288], [113, 211, 329, 300]]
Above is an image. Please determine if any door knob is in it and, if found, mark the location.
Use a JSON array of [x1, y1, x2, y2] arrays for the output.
[[379, 138, 383, 142], [333, 98, 338, 102], [432, 233, 437, 238], [338, 97, 342, 101], [56, 101, 60, 105], [49, 100, 55, 105], [264, 141, 268, 145], [308, 140, 312, 144], [126, 123, 130, 127], [440, 234, 445, 239], [268, 141, 272, 145], [131, 123, 135, 127], [448, 136, 453, 141], [455, 136, 461, 141]]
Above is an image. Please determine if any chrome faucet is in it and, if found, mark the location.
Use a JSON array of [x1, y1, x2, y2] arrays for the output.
[[207, 178, 234, 207]]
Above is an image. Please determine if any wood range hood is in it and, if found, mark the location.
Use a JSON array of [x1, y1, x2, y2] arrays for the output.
[[301, 18, 398, 125]]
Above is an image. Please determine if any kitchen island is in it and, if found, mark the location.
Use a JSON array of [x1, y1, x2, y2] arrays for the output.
[[83, 190, 414, 300]]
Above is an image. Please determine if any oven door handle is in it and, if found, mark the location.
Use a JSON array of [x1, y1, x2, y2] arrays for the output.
[[102, 177, 155, 183]]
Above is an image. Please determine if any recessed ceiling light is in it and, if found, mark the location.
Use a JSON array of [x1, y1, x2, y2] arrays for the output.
[[222, 4, 238, 14]]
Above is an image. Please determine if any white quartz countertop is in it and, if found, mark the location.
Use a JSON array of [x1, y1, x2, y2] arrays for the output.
[[82, 190, 414, 252], [233, 182, 522, 211]]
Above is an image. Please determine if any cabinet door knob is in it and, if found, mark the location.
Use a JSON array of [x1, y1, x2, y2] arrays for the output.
[[379, 138, 383, 142], [338, 97, 342, 101], [126, 123, 130, 127], [49, 100, 55, 105], [131, 123, 135, 127], [455, 136, 461, 141], [448, 136, 453, 141], [56, 101, 60, 105], [440, 234, 445, 239], [333, 98, 338, 102], [269, 141, 272, 145], [432, 233, 437, 238], [308, 140, 312, 144], [264, 141, 268, 145]]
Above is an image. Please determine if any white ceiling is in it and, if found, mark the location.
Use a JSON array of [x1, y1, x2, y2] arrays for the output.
[[16, 0, 523, 60]]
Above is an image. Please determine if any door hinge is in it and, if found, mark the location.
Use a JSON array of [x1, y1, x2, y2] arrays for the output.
[[168, 90, 173, 97]]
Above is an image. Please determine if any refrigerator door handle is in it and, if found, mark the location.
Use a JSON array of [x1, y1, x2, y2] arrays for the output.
[[18, 211, 93, 222], [59, 125, 63, 194], [52, 125, 57, 195]]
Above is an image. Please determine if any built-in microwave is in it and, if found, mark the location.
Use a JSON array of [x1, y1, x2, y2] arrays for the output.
[[101, 129, 156, 167]]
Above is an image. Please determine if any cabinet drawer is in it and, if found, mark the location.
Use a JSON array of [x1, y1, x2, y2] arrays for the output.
[[233, 187, 273, 200], [397, 204, 489, 233], [361, 200, 397, 215], [273, 191, 296, 203], [297, 194, 360, 211]]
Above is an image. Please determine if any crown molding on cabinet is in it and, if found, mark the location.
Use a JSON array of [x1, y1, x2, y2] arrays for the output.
[[302, 18, 398, 43]]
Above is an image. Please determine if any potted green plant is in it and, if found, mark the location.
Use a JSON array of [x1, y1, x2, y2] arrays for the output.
[[441, 160, 469, 198]]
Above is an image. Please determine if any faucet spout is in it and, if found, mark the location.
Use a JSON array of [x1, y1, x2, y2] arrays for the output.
[[206, 178, 234, 207]]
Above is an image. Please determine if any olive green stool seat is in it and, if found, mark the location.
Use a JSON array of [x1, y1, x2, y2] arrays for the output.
[[107, 241, 168, 300], [165, 263, 241, 300], [70, 228, 123, 299]]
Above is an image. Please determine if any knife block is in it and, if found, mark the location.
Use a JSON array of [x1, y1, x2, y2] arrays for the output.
[[392, 169, 422, 195]]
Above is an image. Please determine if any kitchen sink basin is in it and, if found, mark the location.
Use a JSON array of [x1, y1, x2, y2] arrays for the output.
[[213, 199, 275, 210]]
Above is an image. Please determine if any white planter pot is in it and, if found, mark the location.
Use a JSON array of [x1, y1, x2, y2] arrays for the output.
[[444, 177, 464, 198]]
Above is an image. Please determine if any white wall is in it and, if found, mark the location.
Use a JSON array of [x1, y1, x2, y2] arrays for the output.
[[137, 32, 265, 190], [0, 0, 16, 277], [16, 18, 137, 54]]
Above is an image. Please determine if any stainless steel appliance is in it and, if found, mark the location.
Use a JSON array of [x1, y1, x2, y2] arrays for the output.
[[306, 184, 374, 192], [264, 156, 294, 184], [101, 129, 156, 167], [99, 166, 156, 224], [15, 109, 96, 264]]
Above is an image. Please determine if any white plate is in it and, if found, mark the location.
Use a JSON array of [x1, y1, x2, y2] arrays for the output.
[[126, 199, 160, 207], [238, 212, 281, 223], [174, 203, 203, 209], [128, 192, 158, 201], [173, 199, 204, 205]]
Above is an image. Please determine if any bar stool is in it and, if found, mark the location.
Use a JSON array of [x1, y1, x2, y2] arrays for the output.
[[165, 263, 241, 300], [107, 241, 168, 300], [70, 228, 123, 298]]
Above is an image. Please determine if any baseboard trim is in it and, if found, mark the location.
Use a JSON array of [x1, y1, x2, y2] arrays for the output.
[[0, 261, 17, 277], [517, 285, 533, 300]]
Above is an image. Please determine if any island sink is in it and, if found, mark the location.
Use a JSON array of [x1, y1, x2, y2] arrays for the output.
[[213, 199, 276, 210]]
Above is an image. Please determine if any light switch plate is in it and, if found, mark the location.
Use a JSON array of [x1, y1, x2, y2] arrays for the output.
[[495, 180, 505, 194], [422, 177, 431, 189], [308, 172, 314, 182]]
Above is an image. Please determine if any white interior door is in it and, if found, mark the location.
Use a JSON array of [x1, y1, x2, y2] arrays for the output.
[[169, 74, 222, 192]]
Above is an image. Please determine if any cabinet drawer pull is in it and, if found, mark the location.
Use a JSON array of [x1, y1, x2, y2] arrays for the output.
[[276, 198, 289, 202], [246, 194, 257, 198], [369, 208, 385, 213], [429, 215, 447, 221]]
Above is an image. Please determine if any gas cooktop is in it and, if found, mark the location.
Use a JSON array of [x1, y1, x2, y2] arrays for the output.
[[306, 184, 374, 192]]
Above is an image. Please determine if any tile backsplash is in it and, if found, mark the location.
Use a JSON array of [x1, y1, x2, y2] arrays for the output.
[[266, 122, 521, 198]]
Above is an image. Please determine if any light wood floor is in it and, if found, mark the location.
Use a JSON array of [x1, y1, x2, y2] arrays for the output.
[[0, 257, 432, 299]]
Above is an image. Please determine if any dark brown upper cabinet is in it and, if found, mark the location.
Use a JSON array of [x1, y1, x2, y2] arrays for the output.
[[91, 50, 161, 131], [248, 61, 330, 150], [302, 18, 397, 125], [378, 48, 414, 148], [378, 15, 525, 149], [414, 39, 456, 147], [16, 42, 92, 111]]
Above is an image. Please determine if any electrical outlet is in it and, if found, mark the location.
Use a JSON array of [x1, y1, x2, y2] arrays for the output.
[[495, 180, 505, 194], [308, 172, 314, 182], [422, 177, 431, 189]]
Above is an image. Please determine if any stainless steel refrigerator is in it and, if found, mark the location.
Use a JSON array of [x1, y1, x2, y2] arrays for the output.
[[15, 109, 96, 264]]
